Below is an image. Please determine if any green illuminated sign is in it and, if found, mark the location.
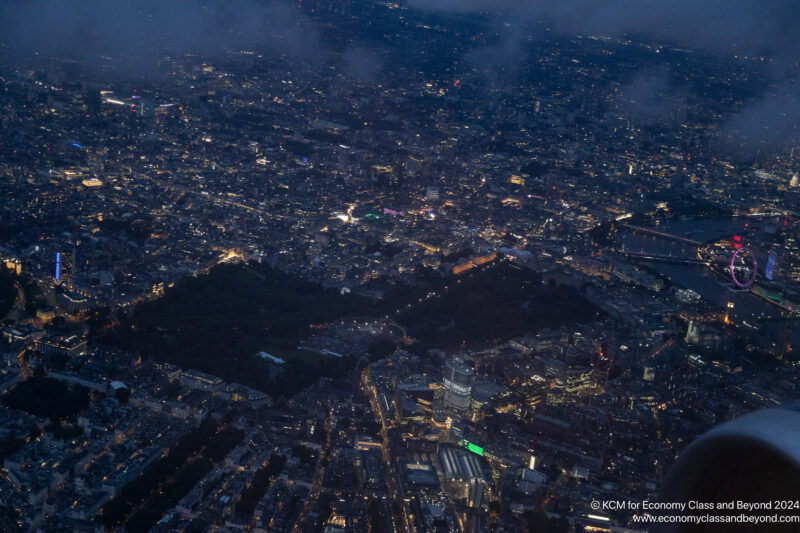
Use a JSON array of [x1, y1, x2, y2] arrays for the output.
[[467, 443, 484, 456], [460, 440, 484, 456]]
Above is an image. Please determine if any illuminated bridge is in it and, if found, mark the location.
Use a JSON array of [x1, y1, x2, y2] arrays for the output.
[[618, 250, 708, 265], [621, 223, 702, 246]]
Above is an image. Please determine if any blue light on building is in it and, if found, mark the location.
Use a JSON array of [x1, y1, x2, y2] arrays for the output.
[[55, 252, 61, 281], [765, 251, 776, 280]]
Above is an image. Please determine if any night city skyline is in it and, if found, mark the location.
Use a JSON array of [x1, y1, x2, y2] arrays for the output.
[[0, 1, 799, 532]]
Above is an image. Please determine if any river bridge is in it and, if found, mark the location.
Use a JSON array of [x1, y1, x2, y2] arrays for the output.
[[620, 223, 702, 246], [618, 250, 707, 265]]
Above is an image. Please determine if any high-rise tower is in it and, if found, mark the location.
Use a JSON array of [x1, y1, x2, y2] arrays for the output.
[[443, 358, 475, 412]]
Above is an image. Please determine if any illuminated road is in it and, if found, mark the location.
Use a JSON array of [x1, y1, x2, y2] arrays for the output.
[[646, 338, 675, 361], [384, 256, 507, 323], [293, 404, 332, 533], [141, 174, 290, 222], [542, 470, 569, 508], [362, 367, 413, 533], [16, 347, 32, 379]]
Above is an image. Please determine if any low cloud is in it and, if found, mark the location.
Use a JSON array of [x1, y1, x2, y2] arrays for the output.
[[339, 46, 383, 83], [410, 0, 800, 157], [609, 69, 688, 127], [720, 85, 800, 158], [407, 0, 800, 59], [0, 0, 321, 72]]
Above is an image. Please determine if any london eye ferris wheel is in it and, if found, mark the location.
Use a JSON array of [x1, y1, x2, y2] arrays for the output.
[[729, 247, 757, 289]]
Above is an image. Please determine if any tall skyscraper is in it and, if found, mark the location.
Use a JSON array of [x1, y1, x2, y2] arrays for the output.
[[443, 358, 475, 412]]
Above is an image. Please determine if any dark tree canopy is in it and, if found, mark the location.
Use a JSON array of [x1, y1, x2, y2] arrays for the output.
[[2, 377, 90, 421]]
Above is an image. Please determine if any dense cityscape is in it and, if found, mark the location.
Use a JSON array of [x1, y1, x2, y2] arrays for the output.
[[1, 1, 799, 532]]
